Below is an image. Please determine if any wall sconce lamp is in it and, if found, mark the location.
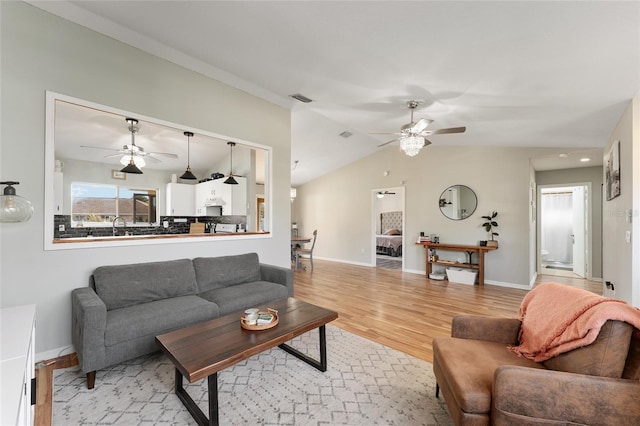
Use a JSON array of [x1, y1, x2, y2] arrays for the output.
[[0, 181, 34, 222], [290, 187, 297, 202]]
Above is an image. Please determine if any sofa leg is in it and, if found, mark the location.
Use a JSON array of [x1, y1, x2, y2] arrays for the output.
[[86, 371, 96, 389], [435, 383, 440, 398]]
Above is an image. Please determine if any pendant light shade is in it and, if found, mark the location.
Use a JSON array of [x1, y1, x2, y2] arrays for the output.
[[0, 181, 34, 222], [224, 141, 238, 185], [180, 131, 197, 180], [120, 118, 144, 174]]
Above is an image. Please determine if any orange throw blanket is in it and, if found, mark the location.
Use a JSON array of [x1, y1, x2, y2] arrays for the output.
[[509, 282, 640, 362]]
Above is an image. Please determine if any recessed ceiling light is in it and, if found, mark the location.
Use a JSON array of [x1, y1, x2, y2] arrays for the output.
[[289, 93, 313, 103], [559, 153, 569, 158], [580, 157, 591, 162]]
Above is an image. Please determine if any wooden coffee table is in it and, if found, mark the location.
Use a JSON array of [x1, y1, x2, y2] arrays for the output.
[[155, 297, 338, 426]]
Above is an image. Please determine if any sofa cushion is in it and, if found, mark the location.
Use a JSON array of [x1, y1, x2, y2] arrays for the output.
[[543, 320, 633, 378], [433, 337, 544, 414], [93, 259, 198, 310], [104, 295, 219, 346], [198, 281, 288, 315], [193, 253, 262, 293]]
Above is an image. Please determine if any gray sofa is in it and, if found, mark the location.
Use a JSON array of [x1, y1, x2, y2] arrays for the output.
[[72, 252, 293, 389]]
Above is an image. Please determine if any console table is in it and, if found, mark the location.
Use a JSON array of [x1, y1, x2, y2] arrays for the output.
[[417, 242, 497, 286]]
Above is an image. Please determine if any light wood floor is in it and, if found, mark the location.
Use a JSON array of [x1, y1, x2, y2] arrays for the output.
[[294, 259, 602, 363]]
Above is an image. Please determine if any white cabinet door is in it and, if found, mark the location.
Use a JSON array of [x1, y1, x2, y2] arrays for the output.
[[221, 177, 247, 215], [166, 183, 195, 216], [194, 180, 223, 216]]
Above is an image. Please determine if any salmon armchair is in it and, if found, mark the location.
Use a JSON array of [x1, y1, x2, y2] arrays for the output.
[[433, 315, 640, 425]]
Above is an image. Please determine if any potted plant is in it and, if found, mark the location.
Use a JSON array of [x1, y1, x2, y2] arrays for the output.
[[481, 211, 499, 247]]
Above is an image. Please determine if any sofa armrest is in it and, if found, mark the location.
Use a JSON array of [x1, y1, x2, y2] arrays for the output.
[[451, 315, 521, 344], [493, 366, 640, 425], [71, 287, 107, 373], [260, 263, 294, 297]]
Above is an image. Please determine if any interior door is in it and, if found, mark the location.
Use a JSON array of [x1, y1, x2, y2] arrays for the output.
[[572, 186, 586, 277]]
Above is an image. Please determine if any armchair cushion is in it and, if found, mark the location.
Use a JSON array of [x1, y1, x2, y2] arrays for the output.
[[433, 337, 544, 414], [542, 320, 632, 377], [623, 328, 640, 379]]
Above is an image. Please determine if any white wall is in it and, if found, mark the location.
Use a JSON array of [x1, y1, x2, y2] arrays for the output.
[[602, 96, 639, 305], [0, 2, 291, 356], [293, 145, 577, 287]]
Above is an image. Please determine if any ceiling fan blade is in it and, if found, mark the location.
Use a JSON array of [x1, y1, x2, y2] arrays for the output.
[[423, 126, 466, 136], [377, 138, 400, 148], [369, 132, 402, 136], [410, 118, 433, 133], [148, 151, 179, 159], [81, 145, 121, 152], [103, 153, 124, 159], [144, 154, 162, 163]]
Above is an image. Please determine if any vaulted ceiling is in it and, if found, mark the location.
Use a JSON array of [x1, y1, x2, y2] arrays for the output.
[[32, 1, 640, 185]]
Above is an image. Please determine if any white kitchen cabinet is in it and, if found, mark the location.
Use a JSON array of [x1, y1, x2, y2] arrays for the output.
[[221, 176, 247, 215], [166, 183, 195, 216], [53, 171, 63, 214], [194, 179, 223, 216], [1, 304, 36, 426]]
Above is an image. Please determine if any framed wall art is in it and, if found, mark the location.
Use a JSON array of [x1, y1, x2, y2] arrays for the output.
[[605, 140, 620, 201]]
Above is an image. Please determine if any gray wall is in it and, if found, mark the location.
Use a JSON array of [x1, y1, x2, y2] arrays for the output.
[[536, 166, 604, 279], [0, 2, 291, 356]]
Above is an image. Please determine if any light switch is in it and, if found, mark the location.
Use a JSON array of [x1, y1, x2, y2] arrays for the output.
[[625, 231, 631, 243]]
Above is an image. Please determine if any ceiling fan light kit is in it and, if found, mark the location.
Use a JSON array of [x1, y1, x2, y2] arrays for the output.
[[400, 135, 425, 157], [224, 141, 238, 185], [180, 131, 197, 180]]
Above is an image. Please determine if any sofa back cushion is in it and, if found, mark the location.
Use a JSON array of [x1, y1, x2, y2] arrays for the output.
[[542, 320, 633, 378], [193, 253, 261, 293], [93, 259, 198, 310]]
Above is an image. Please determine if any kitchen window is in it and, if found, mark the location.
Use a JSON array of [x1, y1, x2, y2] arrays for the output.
[[70, 182, 157, 227]]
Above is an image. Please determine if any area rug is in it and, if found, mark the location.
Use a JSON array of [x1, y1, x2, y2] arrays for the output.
[[53, 324, 452, 425]]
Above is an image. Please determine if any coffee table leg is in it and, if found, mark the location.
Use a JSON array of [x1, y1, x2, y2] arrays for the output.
[[175, 368, 219, 426], [278, 325, 327, 372]]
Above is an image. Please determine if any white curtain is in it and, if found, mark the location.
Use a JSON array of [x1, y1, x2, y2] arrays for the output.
[[541, 192, 573, 263]]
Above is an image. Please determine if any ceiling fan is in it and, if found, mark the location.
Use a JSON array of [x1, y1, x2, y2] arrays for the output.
[[81, 118, 179, 167], [370, 100, 466, 156]]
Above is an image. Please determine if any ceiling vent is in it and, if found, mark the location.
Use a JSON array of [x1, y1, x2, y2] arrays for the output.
[[289, 93, 313, 103], [339, 131, 353, 138]]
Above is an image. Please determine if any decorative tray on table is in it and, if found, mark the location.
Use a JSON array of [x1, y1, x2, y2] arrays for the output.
[[240, 308, 279, 331]]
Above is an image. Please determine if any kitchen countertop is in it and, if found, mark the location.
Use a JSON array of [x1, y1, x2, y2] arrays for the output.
[[53, 231, 270, 243]]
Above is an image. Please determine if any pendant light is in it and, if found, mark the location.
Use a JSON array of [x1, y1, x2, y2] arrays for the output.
[[179, 131, 197, 180], [120, 118, 143, 174], [224, 142, 238, 185], [0, 181, 34, 222]]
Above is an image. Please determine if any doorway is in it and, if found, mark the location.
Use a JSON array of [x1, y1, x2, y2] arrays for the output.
[[538, 184, 590, 278], [372, 187, 405, 270]]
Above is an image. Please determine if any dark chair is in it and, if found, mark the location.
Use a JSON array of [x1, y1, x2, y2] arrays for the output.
[[295, 229, 317, 271]]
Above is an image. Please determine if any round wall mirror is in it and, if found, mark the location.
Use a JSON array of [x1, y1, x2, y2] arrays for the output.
[[439, 185, 478, 220]]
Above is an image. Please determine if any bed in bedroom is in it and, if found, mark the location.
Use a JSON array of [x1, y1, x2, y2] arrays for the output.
[[376, 211, 403, 257]]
